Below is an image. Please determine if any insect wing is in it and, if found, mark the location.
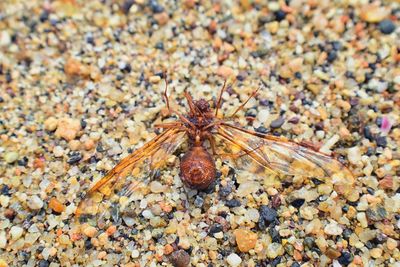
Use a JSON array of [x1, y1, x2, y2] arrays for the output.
[[76, 128, 186, 218], [215, 123, 355, 198]]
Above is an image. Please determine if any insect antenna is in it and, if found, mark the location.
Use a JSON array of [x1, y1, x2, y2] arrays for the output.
[[215, 79, 227, 117], [229, 85, 261, 118], [161, 74, 196, 129], [163, 72, 171, 113]]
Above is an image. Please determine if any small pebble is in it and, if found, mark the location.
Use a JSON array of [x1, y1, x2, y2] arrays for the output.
[[378, 19, 396, 34], [370, 248, 382, 259], [226, 253, 242, 267], [234, 229, 257, 252], [4, 152, 19, 164], [27, 195, 44, 210], [270, 117, 285, 129], [324, 222, 343, 235], [82, 225, 98, 238], [53, 146, 64, 157], [48, 198, 65, 213], [169, 249, 190, 267], [10, 226, 23, 240], [55, 117, 81, 141]]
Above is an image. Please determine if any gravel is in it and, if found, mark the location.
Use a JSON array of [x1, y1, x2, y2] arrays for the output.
[[0, 0, 398, 266]]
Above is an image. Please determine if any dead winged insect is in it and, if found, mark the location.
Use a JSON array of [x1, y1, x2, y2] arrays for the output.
[[75, 78, 357, 217]]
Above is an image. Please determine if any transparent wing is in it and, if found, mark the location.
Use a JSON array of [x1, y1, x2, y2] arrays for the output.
[[214, 123, 356, 199], [75, 128, 186, 218]]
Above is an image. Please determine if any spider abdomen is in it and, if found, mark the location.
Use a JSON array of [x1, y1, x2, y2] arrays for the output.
[[180, 146, 216, 190]]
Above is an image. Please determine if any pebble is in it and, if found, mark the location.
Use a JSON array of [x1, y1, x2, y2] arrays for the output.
[[82, 225, 98, 238], [10, 226, 23, 240], [4, 152, 19, 164], [216, 66, 234, 78], [55, 118, 81, 141], [360, 5, 389, 23], [53, 146, 64, 157], [27, 195, 44, 210], [324, 222, 343, 235], [357, 212, 368, 228], [266, 243, 284, 258], [379, 19, 396, 34], [149, 181, 166, 193], [270, 117, 285, 129], [226, 253, 242, 267], [194, 196, 204, 208], [149, 75, 161, 84], [48, 198, 65, 213], [236, 181, 259, 197], [347, 146, 361, 165], [0, 231, 6, 249], [131, 250, 139, 258], [259, 205, 278, 225], [44, 117, 58, 131], [386, 238, 398, 250], [169, 250, 190, 267], [370, 248, 382, 259], [234, 229, 257, 252]]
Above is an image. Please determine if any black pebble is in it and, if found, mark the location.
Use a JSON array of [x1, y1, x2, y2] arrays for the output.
[[291, 263, 301, 267], [270, 117, 285, 129], [255, 126, 269, 134], [375, 136, 387, 147], [363, 126, 374, 141], [155, 42, 164, 50], [1, 185, 11, 196], [331, 41, 342, 51], [225, 199, 241, 208], [218, 186, 232, 198], [270, 256, 281, 267], [259, 205, 277, 225], [378, 19, 396, 34], [85, 239, 93, 249], [149, 0, 164, 13], [38, 260, 50, 267], [327, 50, 337, 62], [290, 198, 305, 208], [338, 252, 353, 266], [268, 227, 281, 243], [194, 196, 204, 208], [67, 153, 82, 164], [342, 228, 352, 240], [39, 11, 49, 22], [274, 10, 286, 21], [209, 224, 223, 235], [294, 72, 302, 79], [121, 0, 135, 14]]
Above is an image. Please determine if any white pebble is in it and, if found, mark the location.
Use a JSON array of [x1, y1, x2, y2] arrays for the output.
[[357, 212, 368, 228], [149, 181, 166, 193], [257, 109, 270, 123], [131, 250, 140, 258], [10, 226, 23, 240], [347, 146, 361, 165], [0, 195, 10, 207], [226, 253, 242, 267], [246, 208, 260, 222], [27, 195, 44, 210], [0, 231, 7, 248], [53, 146, 64, 157], [236, 181, 260, 197], [368, 79, 388, 92], [142, 210, 153, 219], [319, 134, 339, 154], [324, 222, 343, 235]]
